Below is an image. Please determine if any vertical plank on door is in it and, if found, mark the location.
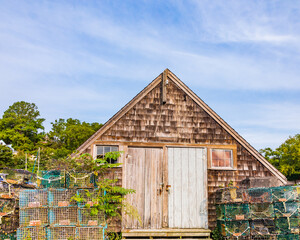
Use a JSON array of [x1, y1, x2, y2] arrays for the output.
[[168, 148, 174, 228], [188, 148, 197, 228], [173, 148, 182, 227], [181, 148, 189, 228]]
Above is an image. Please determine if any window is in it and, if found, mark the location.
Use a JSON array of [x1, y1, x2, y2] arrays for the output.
[[96, 145, 119, 164], [211, 149, 233, 169]]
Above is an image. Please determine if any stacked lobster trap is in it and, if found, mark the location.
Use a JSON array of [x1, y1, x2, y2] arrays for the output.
[[216, 186, 300, 240], [16, 177, 105, 239]]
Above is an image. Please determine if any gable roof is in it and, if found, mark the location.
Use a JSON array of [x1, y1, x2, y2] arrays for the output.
[[77, 69, 287, 184]]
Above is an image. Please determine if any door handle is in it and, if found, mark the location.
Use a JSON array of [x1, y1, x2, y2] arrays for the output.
[[166, 185, 171, 192]]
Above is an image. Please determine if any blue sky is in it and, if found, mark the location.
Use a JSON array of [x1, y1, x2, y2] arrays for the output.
[[0, 0, 299, 150]]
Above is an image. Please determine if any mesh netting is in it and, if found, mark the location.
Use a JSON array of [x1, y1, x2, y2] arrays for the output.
[[215, 187, 247, 204], [78, 208, 105, 226], [49, 207, 78, 226], [277, 234, 300, 240], [0, 198, 17, 214], [17, 227, 47, 240], [249, 203, 274, 219], [66, 172, 96, 189], [77, 227, 104, 240], [271, 186, 300, 202], [19, 190, 48, 208], [251, 236, 277, 240], [0, 169, 36, 183], [276, 217, 300, 234], [0, 213, 19, 234], [19, 208, 48, 227], [48, 189, 76, 207], [47, 227, 76, 240], [0, 232, 16, 240], [216, 203, 249, 221], [37, 170, 65, 189], [217, 220, 250, 237], [273, 201, 299, 218], [246, 188, 272, 203], [250, 219, 277, 236]]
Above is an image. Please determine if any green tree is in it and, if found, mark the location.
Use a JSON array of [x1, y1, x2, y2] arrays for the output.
[[260, 134, 300, 179], [0, 101, 45, 153], [0, 144, 14, 168], [41, 118, 102, 162]]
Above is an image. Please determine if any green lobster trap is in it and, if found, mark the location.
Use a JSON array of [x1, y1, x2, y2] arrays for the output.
[[277, 234, 300, 240], [19, 208, 48, 227], [217, 220, 250, 238], [0, 198, 17, 214], [48, 189, 77, 207], [49, 207, 78, 226], [275, 217, 300, 234], [37, 170, 65, 189], [249, 203, 275, 219], [273, 201, 299, 218], [216, 203, 250, 221], [47, 227, 76, 240], [215, 187, 247, 204], [77, 227, 105, 240], [0, 232, 16, 240], [78, 208, 105, 227], [17, 227, 47, 240], [19, 189, 48, 208], [66, 172, 96, 189], [0, 214, 19, 236], [250, 219, 277, 236], [246, 188, 272, 203], [271, 186, 300, 202]]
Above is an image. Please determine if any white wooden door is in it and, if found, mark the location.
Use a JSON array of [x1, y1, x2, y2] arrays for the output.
[[168, 147, 208, 228], [123, 147, 163, 229]]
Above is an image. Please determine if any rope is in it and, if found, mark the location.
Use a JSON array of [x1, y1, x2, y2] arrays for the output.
[[0, 210, 14, 224], [225, 225, 250, 238], [272, 192, 296, 202], [36, 176, 64, 183], [68, 173, 92, 183]]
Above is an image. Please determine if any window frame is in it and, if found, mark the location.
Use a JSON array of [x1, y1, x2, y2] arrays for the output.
[[95, 145, 119, 164], [209, 147, 237, 170]]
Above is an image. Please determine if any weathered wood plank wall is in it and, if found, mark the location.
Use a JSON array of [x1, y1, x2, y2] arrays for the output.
[[95, 80, 273, 229]]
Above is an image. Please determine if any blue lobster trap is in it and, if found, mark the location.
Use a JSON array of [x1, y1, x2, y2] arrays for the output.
[[78, 207, 105, 227], [48, 189, 77, 207], [19, 189, 48, 208], [17, 227, 47, 240], [49, 207, 78, 226], [77, 227, 105, 240], [47, 226, 76, 240], [19, 208, 48, 227]]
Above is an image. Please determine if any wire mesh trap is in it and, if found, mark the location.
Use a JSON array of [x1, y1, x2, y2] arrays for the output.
[[0, 198, 17, 214], [246, 188, 272, 203], [0, 232, 16, 240], [47, 227, 76, 240], [66, 172, 96, 189], [250, 219, 277, 236], [77, 227, 104, 240], [276, 234, 300, 240], [78, 208, 105, 226], [249, 203, 275, 219], [37, 170, 65, 189], [0, 214, 19, 234], [48, 189, 77, 207], [217, 220, 250, 238], [216, 203, 250, 221], [215, 187, 247, 204], [250, 235, 277, 240], [19, 190, 48, 208], [49, 207, 78, 226], [275, 217, 300, 234], [273, 201, 299, 218], [271, 186, 300, 203], [19, 208, 48, 227], [17, 227, 47, 240]]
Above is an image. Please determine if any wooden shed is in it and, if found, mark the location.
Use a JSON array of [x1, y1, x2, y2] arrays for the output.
[[77, 69, 287, 239]]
